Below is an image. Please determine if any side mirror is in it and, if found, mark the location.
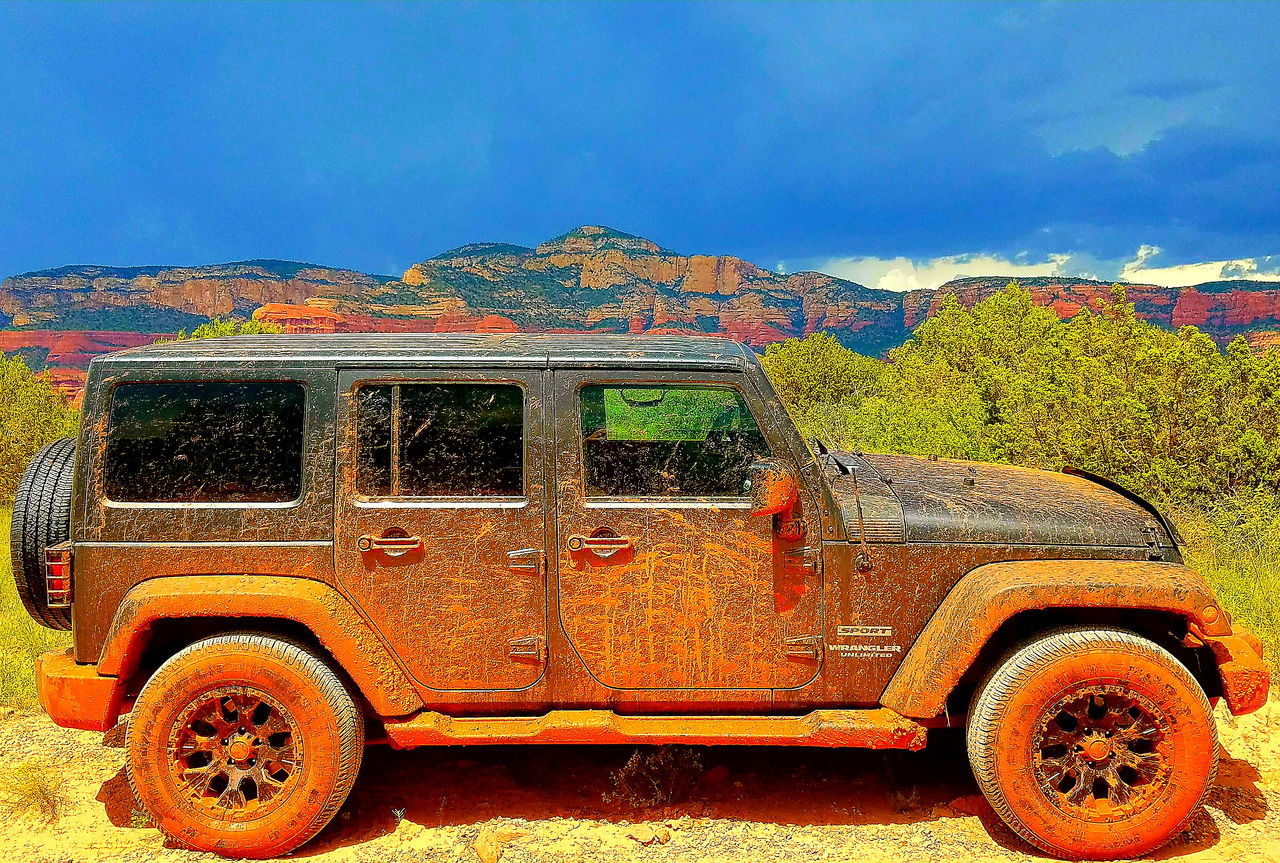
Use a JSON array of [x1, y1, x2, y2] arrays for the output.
[[746, 459, 799, 517]]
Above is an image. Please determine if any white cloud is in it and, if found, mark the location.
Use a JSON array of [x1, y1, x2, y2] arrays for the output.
[[783, 247, 1280, 292], [1118, 245, 1280, 287], [788, 252, 1077, 292]]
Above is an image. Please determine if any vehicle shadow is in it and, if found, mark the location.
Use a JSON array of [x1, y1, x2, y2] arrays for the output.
[[304, 728, 1035, 856], [95, 730, 1265, 860], [1204, 756, 1269, 824]]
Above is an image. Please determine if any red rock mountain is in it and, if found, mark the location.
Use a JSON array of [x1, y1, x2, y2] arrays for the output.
[[905, 276, 1280, 336], [3, 226, 1280, 397]]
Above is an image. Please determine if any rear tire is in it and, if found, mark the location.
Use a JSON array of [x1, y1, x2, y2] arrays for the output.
[[967, 627, 1217, 860], [126, 633, 364, 859], [9, 436, 76, 630]]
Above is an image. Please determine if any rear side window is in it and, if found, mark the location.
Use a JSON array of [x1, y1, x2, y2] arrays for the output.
[[580, 384, 768, 497], [104, 381, 305, 503], [355, 383, 524, 497]]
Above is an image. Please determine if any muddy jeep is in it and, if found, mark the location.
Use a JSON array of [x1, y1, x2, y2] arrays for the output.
[[12, 333, 1269, 859]]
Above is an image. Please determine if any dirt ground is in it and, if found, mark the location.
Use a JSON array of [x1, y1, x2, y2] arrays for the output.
[[1, 700, 1277, 863]]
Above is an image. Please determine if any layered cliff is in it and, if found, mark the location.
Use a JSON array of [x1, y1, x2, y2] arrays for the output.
[[0, 260, 393, 331], [908, 275, 1280, 336], [4, 227, 1280, 385], [381, 226, 905, 354]]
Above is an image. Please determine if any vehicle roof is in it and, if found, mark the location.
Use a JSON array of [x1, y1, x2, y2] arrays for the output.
[[93, 333, 756, 371]]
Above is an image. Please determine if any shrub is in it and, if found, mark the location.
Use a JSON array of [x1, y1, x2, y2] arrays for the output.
[[606, 746, 705, 807], [765, 283, 1280, 507], [0, 357, 79, 503], [163, 317, 284, 341], [0, 760, 69, 824]]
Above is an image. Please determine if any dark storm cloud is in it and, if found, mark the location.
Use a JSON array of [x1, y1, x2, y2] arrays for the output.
[[0, 1, 1276, 277]]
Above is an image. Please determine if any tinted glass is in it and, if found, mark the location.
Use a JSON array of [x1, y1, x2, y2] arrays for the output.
[[581, 385, 768, 497], [355, 386, 393, 495], [104, 381, 305, 503], [356, 383, 524, 496]]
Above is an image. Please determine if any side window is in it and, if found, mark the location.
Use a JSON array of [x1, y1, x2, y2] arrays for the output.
[[580, 385, 769, 498], [103, 381, 305, 503], [356, 383, 524, 497]]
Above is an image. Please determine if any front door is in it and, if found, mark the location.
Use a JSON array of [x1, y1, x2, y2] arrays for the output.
[[553, 370, 824, 690], [334, 369, 548, 691]]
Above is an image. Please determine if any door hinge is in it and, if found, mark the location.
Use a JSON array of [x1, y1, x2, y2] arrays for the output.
[[782, 545, 820, 576], [784, 635, 822, 660], [507, 548, 543, 574], [507, 636, 546, 662]]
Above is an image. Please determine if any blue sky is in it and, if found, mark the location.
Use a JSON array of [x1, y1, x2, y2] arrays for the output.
[[3, 1, 1279, 289]]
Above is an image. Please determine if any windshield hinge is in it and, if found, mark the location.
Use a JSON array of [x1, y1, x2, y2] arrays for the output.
[[1141, 524, 1164, 561]]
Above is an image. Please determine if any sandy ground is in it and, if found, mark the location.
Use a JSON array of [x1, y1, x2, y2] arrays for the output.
[[1, 700, 1277, 863]]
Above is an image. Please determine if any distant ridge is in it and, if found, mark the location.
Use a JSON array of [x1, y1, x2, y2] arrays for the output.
[[9, 259, 397, 282], [429, 243, 534, 261], [5, 227, 1280, 395]]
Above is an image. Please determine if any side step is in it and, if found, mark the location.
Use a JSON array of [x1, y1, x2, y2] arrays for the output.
[[383, 708, 927, 750]]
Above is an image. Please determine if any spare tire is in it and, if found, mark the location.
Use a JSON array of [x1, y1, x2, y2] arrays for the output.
[[10, 436, 77, 630]]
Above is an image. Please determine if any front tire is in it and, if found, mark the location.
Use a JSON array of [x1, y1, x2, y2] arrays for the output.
[[967, 627, 1217, 860], [126, 634, 364, 859]]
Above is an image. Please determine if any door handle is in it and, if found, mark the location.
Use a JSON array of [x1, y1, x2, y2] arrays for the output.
[[567, 532, 632, 557], [357, 530, 423, 557], [566, 529, 633, 566]]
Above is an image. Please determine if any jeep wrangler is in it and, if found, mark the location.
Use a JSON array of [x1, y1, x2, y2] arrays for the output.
[[11, 333, 1269, 859]]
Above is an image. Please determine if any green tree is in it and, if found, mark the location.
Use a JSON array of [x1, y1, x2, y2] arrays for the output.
[[164, 317, 284, 341], [0, 357, 79, 502], [763, 282, 1280, 506], [761, 332, 887, 446], [762, 332, 883, 408]]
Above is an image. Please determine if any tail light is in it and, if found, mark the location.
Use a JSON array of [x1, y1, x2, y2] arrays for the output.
[[45, 541, 73, 608]]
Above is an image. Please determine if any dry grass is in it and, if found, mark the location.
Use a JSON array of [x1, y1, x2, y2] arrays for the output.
[[606, 745, 705, 807], [1174, 494, 1280, 675], [0, 760, 69, 824]]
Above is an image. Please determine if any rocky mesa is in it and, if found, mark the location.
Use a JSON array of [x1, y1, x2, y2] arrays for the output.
[[4, 226, 1280, 390]]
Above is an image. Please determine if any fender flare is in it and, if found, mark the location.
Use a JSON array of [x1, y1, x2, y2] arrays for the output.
[[98, 574, 424, 717], [879, 559, 1228, 719]]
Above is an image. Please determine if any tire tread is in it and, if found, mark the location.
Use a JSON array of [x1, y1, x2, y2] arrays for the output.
[[126, 632, 364, 858], [9, 436, 76, 630], [967, 626, 1217, 859]]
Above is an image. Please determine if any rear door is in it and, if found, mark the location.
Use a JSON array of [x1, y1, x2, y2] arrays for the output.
[[334, 368, 548, 691]]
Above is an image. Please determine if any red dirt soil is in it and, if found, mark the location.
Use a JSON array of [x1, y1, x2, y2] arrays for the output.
[[0, 699, 1276, 863]]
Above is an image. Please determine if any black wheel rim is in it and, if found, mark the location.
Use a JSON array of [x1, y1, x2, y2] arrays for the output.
[[1033, 685, 1172, 822], [168, 687, 304, 821]]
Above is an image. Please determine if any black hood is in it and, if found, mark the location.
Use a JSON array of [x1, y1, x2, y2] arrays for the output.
[[825, 452, 1178, 554]]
